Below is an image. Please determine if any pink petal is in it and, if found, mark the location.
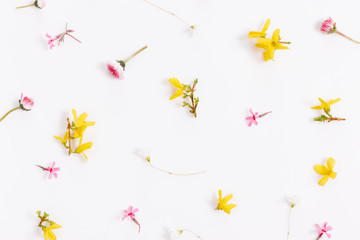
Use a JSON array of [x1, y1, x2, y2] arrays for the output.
[[48, 173, 52, 179], [46, 33, 51, 38], [128, 206, 133, 212], [53, 167, 60, 171], [249, 108, 254, 115], [133, 208, 139, 213], [51, 161, 56, 168], [254, 120, 258, 126], [53, 172, 58, 178], [326, 226, 333, 231], [122, 215, 128, 221], [325, 232, 331, 238], [245, 116, 252, 120]]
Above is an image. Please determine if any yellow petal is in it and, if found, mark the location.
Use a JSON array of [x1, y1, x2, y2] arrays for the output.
[[329, 171, 337, 179], [263, 48, 275, 61], [54, 136, 63, 141], [222, 204, 237, 214], [318, 176, 329, 186], [49, 223, 62, 230], [311, 106, 323, 110], [329, 98, 341, 105], [44, 230, 49, 240], [170, 89, 183, 100], [218, 189, 222, 200], [84, 121, 95, 126], [48, 230, 57, 240], [169, 78, 182, 89], [72, 109, 77, 122], [275, 43, 289, 50], [327, 157, 336, 170], [255, 43, 270, 50], [248, 31, 262, 38], [314, 165, 330, 175], [73, 125, 87, 139], [221, 194, 233, 205], [82, 152, 88, 160], [75, 142, 93, 153], [272, 29, 280, 43], [257, 38, 272, 45], [75, 113, 88, 127], [262, 19, 271, 33]]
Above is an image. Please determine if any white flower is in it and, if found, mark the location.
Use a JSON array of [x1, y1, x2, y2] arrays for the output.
[[286, 195, 301, 208], [137, 148, 152, 161], [35, 0, 46, 9]]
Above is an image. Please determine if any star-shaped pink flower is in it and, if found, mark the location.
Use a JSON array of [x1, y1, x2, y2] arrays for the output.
[[315, 222, 333, 238]]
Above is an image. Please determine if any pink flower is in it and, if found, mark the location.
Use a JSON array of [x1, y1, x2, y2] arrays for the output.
[[245, 108, 259, 127], [122, 206, 138, 220], [35, 0, 46, 9], [45, 161, 60, 179], [107, 62, 124, 80], [20, 93, 34, 111], [46, 33, 59, 50], [321, 17, 335, 33], [122, 206, 141, 232], [315, 222, 333, 238]]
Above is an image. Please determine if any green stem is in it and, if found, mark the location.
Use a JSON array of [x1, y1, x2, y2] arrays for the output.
[[16, 3, 35, 9], [0, 107, 21, 122], [123, 46, 147, 63], [335, 30, 360, 44]]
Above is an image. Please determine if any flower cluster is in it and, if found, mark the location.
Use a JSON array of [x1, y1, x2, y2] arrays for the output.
[[311, 98, 345, 123], [54, 109, 95, 160], [169, 78, 199, 118], [46, 24, 81, 50], [0, 93, 34, 122], [249, 19, 290, 61], [36, 211, 61, 240], [314, 157, 337, 187]]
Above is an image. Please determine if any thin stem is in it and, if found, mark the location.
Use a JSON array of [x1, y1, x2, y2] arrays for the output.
[[132, 218, 141, 233], [147, 162, 205, 176], [316, 234, 323, 240], [143, 0, 193, 28], [36, 165, 47, 171], [0, 106, 21, 122], [278, 41, 291, 44], [287, 207, 293, 240], [327, 117, 346, 122], [190, 86, 197, 118], [259, 111, 272, 118], [16, 3, 35, 9], [67, 118, 72, 155], [182, 229, 203, 239], [123, 46, 147, 63], [66, 33, 82, 43], [336, 30, 360, 44]]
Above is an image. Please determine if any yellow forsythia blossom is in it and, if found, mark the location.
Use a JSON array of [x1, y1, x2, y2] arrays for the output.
[[216, 189, 236, 214], [256, 29, 289, 61], [248, 19, 270, 38], [314, 158, 337, 186], [311, 98, 341, 113], [43, 223, 61, 240], [169, 78, 184, 100]]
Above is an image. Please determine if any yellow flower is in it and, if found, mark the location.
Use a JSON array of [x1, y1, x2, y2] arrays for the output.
[[314, 157, 337, 186], [54, 132, 68, 146], [216, 189, 236, 214], [169, 78, 185, 100], [256, 29, 289, 61], [43, 223, 61, 240], [311, 98, 341, 113], [74, 142, 93, 160], [72, 109, 95, 128], [248, 19, 270, 38]]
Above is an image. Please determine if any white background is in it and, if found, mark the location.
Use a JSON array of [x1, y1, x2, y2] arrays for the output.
[[1, 0, 360, 239]]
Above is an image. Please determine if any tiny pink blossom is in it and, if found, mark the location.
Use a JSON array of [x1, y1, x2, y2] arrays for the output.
[[245, 108, 259, 127], [122, 206, 138, 221], [20, 93, 34, 110], [321, 17, 335, 33], [45, 161, 60, 179], [107, 62, 124, 80], [35, 0, 46, 9], [46, 33, 59, 50], [315, 222, 333, 238]]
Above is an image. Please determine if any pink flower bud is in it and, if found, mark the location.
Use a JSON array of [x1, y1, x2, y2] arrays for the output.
[[20, 93, 34, 111]]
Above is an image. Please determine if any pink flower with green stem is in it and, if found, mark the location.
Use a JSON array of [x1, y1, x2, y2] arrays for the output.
[[245, 108, 272, 127], [46, 23, 81, 49], [16, 0, 46, 9], [107, 46, 147, 79], [36, 162, 60, 179], [321, 17, 360, 44], [315, 222, 332, 239], [0, 93, 34, 122], [122, 206, 141, 232]]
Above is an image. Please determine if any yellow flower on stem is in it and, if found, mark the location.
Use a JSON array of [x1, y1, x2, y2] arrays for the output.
[[72, 109, 95, 128], [43, 222, 61, 240], [54, 132, 68, 146], [314, 158, 337, 186], [216, 189, 236, 214], [311, 98, 340, 113], [248, 19, 271, 38], [256, 29, 290, 61], [169, 78, 184, 100], [74, 142, 93, 160]]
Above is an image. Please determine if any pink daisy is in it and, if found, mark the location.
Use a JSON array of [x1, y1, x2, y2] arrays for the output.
[[321, 17, 335, 33], [245, 108, 259, 127], [107, 62, 124, 79], [20, 93, 34, 110]]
